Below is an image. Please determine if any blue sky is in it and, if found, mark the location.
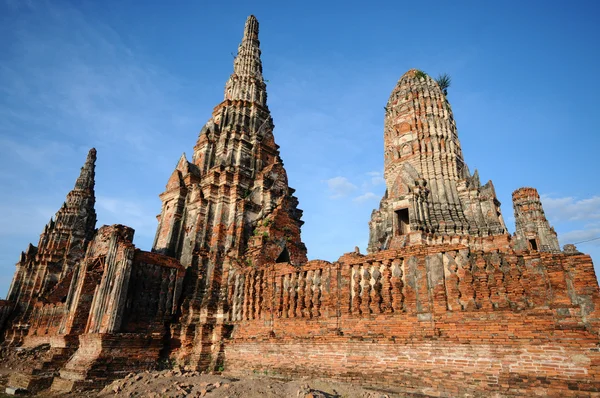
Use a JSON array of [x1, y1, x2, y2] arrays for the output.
[[1, 0, 599, 297]]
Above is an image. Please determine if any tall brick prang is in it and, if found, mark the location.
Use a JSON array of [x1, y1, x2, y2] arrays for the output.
[[152, 15, 307, 369]]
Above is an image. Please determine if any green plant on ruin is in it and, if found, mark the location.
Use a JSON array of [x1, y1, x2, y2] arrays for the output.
[[414, 69, 427, 80], [262, 218, 272, 227], [262, 232, 269, 239], [435, 73, 452, 96], [155, 357, 177, 371]]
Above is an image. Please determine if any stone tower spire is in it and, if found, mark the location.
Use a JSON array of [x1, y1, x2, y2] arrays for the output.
[[512, 187, 560, 252], [223, 15, 267, 107], [153, 15, 306, 368], [368, 70, 507, 252], [6, 149, 97, 306], [73, 148, 96, 191]]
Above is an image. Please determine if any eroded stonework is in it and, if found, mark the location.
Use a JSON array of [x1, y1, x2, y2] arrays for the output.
[[368, 69, 507, 252], [151, 15, 307, 369], [1, 15, 599, 398]]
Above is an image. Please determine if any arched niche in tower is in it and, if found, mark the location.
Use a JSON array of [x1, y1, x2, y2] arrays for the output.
[[276, 246, 290, 263], [395, 122, 411, 135], [401, 143, 413, 156], [389, 163, 420, 198]]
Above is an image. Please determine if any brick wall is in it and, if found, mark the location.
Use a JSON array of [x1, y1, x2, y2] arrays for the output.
[[221, 245, 600, 396]]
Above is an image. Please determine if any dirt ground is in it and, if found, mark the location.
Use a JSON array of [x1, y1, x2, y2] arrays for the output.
[[97, 369, 400, 398], [0, 367, 425, 397]]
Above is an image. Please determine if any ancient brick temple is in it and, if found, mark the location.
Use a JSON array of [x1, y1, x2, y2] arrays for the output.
[[2, 15, 600, 397]]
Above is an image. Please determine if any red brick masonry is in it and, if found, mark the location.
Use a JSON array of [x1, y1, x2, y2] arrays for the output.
[[222, 245, 600, 396]]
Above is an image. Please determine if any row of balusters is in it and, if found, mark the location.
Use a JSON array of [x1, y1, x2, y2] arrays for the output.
[[228, 268, 325, 321], [350, 259, 405, 315], [227, 260, 406, 322], [227, 252, 550, 321]]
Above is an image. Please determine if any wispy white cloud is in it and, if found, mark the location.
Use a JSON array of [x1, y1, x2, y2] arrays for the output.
[[541, 195, 600, 222], [539, 195, 600, 250], [0, 138, 78, 174], [353, 192, 378, 203], [560, 225, 600, 247], [0, 1, 198, 282], [0, 1, 197, 155], [96, 196, 157, 240], [0, 202, 57, 237], [2, 0, 35, 11], [323, 172, 385, 202], [366, 171, 385, 186], [323, 176, 357, 199]]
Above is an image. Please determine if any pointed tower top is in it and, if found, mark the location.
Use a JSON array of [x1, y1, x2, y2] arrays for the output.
[[243, 15, 259, 41], [73, 148, 96, 191], [223, 15, 267, 106]]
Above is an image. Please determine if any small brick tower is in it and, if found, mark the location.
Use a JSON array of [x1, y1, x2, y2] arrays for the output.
[[512, 187, 560, 252], [4, 148, 97, 344]]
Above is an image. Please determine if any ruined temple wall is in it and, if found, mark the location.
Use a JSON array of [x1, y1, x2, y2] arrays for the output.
[[221, 247, 600, 396], [24, 303, 67, 342], [120, 251, 185, 333], [225, 338, 600, 397]]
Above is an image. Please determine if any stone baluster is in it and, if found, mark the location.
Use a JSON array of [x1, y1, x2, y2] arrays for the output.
[[488, 253, 509, 310], [312, 269, 321, 318], [381, 260, 393, 313], [227, 272, 236, 318], [255, 270, 263, 320], [352, 265, 361, 315], [289, 273, 297, 318], [370, 263, 383, 314], [296, 272, 306, 318], [276, 275, 284, 318], [236, 274, 245, 321], [361, 265, 371, 315], [457, 252, 476, 311], [443, 253, 461, 311], [304, 270, 313, 318], [390, 259, 404, 312], [231, 274, 239, 321], [282, 274, 290, 318], [243, 270, 252, 320], [504, 254, 526, 310], [473, 256, 492, 310]]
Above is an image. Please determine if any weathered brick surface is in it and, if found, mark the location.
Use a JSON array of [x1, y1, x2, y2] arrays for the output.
[[1, 14, 599, 398], [220, 248, 600, 396]]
